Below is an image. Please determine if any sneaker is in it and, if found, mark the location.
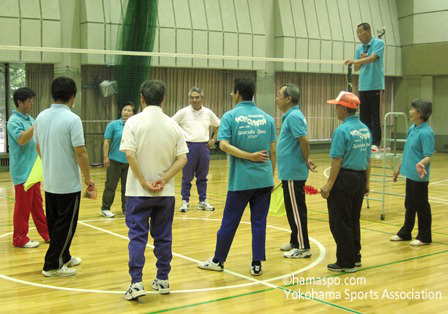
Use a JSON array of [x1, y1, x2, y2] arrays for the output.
[[327, 263, 356, 273], [355, 253, 362, 267], [65, 257, 82, 267], [371, 145, 379, 153], [179, 200, 189, 213], [18, 240, 40, 248], [390, 235, 406, 241], [283, 248, 312, 259], [198, 200, 215, 211], [280, 243, 293, 251], [152, 278, 170, 294], [410, 239, 430, 246], [42, 265, 76, 277], [100, 210, 115, 218], [198, 258, 224, 271], [124, 282, 146, 300], [251, 263, 262, 276]]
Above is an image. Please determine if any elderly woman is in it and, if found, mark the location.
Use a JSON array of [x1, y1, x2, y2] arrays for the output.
[[101, 102, 136, 218], [391, 99, 434, 246]]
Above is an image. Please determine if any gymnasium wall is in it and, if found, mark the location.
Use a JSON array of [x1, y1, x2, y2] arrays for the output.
[[395, 0, 448, 151]]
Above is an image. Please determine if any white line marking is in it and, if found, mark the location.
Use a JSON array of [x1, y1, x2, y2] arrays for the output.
[[430, 179, 448, 185], [0, 217, 325, 295]]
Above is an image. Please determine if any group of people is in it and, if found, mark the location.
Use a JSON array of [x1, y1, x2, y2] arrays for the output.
[[6, 22, 434, 301]]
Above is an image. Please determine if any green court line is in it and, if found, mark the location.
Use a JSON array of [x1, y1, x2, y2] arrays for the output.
[[149, 249, 448, 314]]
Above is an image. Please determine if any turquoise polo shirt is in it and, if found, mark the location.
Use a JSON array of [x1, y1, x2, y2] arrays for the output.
[[7, 110, 38, 185], [356, 37, 385, 91], [277, 106, 309, 181], [34, 104, 85, 194], [218, 101, 276, 191], [104, 118, 127, 164], [330, 115, 372, 170], [400, 123, 434, 182]]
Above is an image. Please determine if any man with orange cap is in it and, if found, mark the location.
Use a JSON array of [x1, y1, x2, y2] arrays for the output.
[[320, 91, 371, 273]]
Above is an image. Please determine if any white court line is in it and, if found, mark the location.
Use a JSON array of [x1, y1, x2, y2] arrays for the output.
[[430, 179, 448, 185], [0, 218, 325, 295]]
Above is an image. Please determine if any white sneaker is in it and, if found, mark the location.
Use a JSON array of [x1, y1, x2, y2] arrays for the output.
[[179, 200, 189, 212], [152, 278, 170, 294], [283, 248, 312, 259], [198, 258, 224, 271], [371, 145, 379, 153], [100, 210, 115, 218], [410, 239, 430, 246], [390, 235, 406, 241], [124, 282, 146, 300], [18, 240, 40, 248], [65, 257, 82, 267], [42, 265, 76, 277], [280, 243, 292, 251], [198, 200, 215, 211]]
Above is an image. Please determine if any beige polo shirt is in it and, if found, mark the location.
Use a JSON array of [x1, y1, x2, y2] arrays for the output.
[[120, 106, 188, 197]]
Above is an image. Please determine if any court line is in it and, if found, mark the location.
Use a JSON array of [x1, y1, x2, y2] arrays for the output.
[[430, 179, 448, 185], [0, 218, 325, 295], [151, 249, 448, 314]]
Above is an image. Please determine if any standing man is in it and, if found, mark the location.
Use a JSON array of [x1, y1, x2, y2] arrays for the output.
[[275, 84, 316, 259], [172, 87, 220, 212], [320, 91, 371, 273], [198, 78, 276, 276], [101, 102, 136, 218], [34, 77, 95, 277], [8, 87, 49, 248], [345, 22, 385, 152], [121, 80, 188, 301]]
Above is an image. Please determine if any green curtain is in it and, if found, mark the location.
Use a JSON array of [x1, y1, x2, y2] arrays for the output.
[[115, 0, 158, 115]]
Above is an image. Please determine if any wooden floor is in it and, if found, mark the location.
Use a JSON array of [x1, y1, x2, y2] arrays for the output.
[[0, 152, 447, 314]]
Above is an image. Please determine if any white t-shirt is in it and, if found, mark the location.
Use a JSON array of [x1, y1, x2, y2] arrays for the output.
[[120, 106, 188, 197], [172, 105, 220, 142]]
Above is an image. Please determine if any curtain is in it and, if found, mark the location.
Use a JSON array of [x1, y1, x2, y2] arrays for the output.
[[25, 64, 54, 117]]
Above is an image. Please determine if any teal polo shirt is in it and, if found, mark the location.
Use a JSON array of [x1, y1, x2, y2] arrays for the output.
[[218, 101, 276, 191], [356, 37, 385, 91], [104, 118, 127, 164], [400, 123, 434, 182], [330, 115, 372, 170], [7, 110, 38, 185], [277, 106, 309, 181]]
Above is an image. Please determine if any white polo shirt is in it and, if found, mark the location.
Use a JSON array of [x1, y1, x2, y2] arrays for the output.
[[120, 106, 188, 197], [172, 105, 220, 142]]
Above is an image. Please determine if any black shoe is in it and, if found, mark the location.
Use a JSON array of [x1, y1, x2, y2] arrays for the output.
[[327, 263, 356, 273], [355, 253, 362, 267], [251, 263, 262, 276]]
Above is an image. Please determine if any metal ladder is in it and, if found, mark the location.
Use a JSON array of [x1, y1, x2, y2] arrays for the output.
[[365, 112, 408, 220]]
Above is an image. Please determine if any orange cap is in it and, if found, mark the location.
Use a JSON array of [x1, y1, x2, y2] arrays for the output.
[[327, 91, 360, 109]]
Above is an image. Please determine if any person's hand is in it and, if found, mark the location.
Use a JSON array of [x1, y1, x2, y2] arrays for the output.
[[307, 160, 317, 172], [392, 169, 400, 183], [250, 150, 269, 162], [344, 59, 354, 65], [320, 184, 331, 199], [141, 180, 165, 193], [104, 158, 110, 169], [86, 179, 95, 190], [207, 139, 215, 149], [360, 53, 368, 59], [416, 162, 427, 179]]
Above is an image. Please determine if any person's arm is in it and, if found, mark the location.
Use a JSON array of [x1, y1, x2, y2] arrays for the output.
[[393, 160, 402, 182], [36, 143, 41, 158], [74, 146, 94, 187], [103, 139, 111, 168], [270, 141, 276, 177], [207, 126, 220, 148], [320, 158, 343, 199], [298, 136, 317, 172], [17, 125, 35, 145], [219, 140, 269, 162]]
